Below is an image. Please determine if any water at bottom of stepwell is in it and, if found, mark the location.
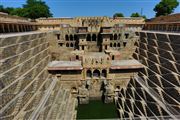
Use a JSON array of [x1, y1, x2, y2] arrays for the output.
[[77, 100, 119, 119]]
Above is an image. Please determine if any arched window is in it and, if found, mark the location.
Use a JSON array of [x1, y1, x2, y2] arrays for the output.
[[92, 34, 96, 41], [76, 55, 79, 60], [118, 34, 121, 39], [87, 70, 92, 78], [123, 42, 127, 47], [117, 43, 120, 47], [65, 35, 69, 41], [102, 69, 107, 77], [114, 43, 116, 47], [87, 34, 91, 41], [70, 43, 73, 47], [74, 35, 78, 41], [112, 55, 115, 60], [110, 34, 113, 40], [114, 34, 117, 40], [57, 34, 60, 40], [66, 43, 69, 47], [125, 33, 129, 39], [82, 46, 84, 50], [93, 69, 100, 77], [70, 35, 73, 41], [110, 43, 112, 47]]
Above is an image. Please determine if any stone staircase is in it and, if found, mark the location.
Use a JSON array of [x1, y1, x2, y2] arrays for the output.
[[41, 88, 78, 120], [55, 89, 77, 120]]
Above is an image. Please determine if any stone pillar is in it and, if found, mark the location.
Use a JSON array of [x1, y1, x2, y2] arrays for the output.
[[12, 24, 15, 32], [2, 24, 5, 33], [78, 85, 89, 104], [7, 24, 10, 33], [102, 45, 105, 51], [17, 24, 20, 32]]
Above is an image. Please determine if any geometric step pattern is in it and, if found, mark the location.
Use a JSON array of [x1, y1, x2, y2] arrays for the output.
[[0, 32, 50, 119], [117, 31, 180, 119], [0, 32, 77, 120]]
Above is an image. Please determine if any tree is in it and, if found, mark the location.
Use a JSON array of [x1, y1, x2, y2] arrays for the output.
[[131, 12, 141, 17], [113, 13, 124, 18], [130, 12, 147, 19], [0, 0, 53, 19], [0, 5, 8, 13], [141, 15, 147, 20], [154, 0, 179, 17], [0, 6, 17, 14], [10, 8, 26, 17], [22, 0, 53, 19]]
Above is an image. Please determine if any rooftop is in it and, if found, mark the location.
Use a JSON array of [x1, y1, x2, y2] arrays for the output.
[[48, 61, 83, 70], [111, 60, 143, 69]]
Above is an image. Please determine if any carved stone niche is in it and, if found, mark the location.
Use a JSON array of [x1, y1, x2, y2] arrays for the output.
[[78, 84, 89, 104], [104, 81, 115, 103]]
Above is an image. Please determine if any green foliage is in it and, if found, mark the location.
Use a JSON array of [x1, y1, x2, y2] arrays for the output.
[[10, 8, 26, 17], [141, 15, 147, 19], [154, 0, 179, 17], [113, 13, 124, 18], [22, 0, 53, 19], [0, 0, 53, 19], [130, 12, 147, 19], [0, 5, 12, 13], [131, 12, 141, 17]]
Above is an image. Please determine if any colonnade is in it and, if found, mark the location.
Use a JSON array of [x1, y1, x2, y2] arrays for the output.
[[143, 23, 180, 32], [0, 23, 38, 33]]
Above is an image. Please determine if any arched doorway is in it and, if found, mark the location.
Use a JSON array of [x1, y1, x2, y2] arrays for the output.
[[102, 69, 107, 77], [87, 70, 92, 78], [93, 69, 100, 78]]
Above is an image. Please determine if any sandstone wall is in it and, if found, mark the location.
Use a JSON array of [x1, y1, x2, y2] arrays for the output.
[[0, 32, 51, 119]]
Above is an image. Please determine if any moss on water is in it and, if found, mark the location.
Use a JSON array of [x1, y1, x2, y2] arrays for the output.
[[77, 100, 118, 119]]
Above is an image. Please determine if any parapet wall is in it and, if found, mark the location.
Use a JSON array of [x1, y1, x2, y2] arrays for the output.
[[0, 32, 51, 119]]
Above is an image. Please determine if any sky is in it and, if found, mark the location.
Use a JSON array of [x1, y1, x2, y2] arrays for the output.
[[0, 0, 180, 19]]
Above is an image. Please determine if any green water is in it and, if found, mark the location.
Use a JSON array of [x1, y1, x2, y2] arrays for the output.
[[77, 100, 118, 119]]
